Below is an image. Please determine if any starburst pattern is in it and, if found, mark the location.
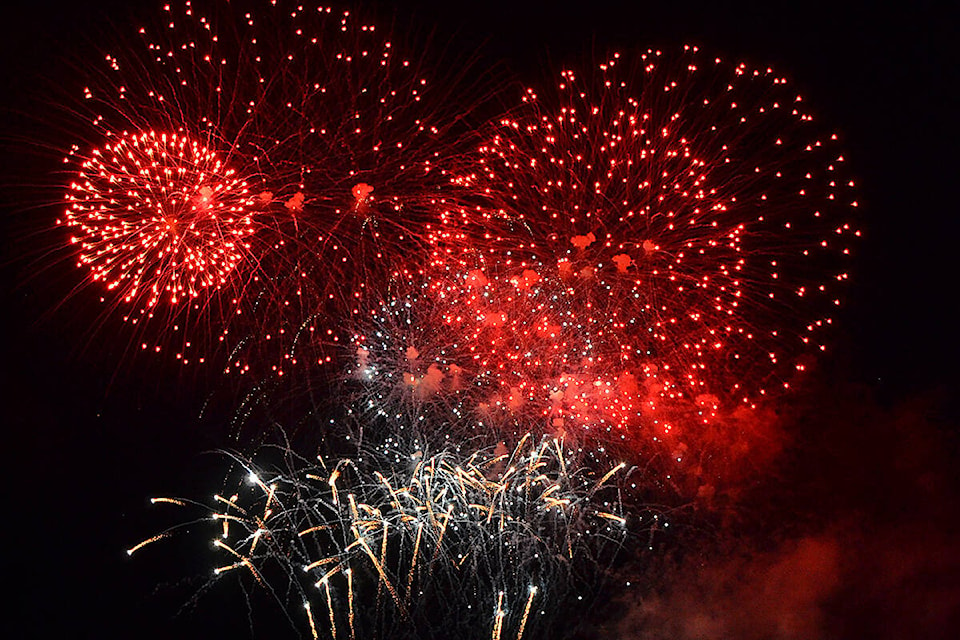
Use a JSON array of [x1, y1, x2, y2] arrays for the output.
[[63, 130, 256, 312], [456, 47, 859, 413]]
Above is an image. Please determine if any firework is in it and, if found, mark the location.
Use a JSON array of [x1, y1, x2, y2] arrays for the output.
[[62, 0, 480, 378], [340, 47, 860, 460], [130, 433, 635, 639], [454, 46, 859, 420], [63, 130, 256, 314], [344, 273, 479, 440], [66, 16, 864, 637], [346, 266, 658, 455]]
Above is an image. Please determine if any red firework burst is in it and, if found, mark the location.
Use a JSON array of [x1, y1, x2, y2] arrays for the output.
[[62, 130, 255, 312], [452, 46, 859, 417], [344, 46, 861, 458], [63, 0, 481, 378]]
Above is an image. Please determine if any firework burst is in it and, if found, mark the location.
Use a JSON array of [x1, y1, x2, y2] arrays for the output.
[[346, 265, 660, 455], [63, 130, 256, 312], [130, 434, 636, 639], [62, 0, 481, 378], [338, 45, 861, 469], [455, 46, 859, 417]]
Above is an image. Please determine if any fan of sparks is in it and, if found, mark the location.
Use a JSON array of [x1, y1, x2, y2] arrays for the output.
[[129, 434, 635, 640]]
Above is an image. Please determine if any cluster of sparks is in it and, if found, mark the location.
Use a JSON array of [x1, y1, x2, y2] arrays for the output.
[[54, 1, 860, 636], [130, 435, 635, 639], [350, 270, 660, 451]]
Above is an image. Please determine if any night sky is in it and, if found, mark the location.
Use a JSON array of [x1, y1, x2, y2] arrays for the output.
[[2, 1, 959, 638]]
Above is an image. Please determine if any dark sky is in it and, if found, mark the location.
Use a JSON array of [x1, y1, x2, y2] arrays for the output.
[[2, 1, 958, 638]]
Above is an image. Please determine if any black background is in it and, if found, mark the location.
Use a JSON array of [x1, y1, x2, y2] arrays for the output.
[[2, 1, 958, 638]]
